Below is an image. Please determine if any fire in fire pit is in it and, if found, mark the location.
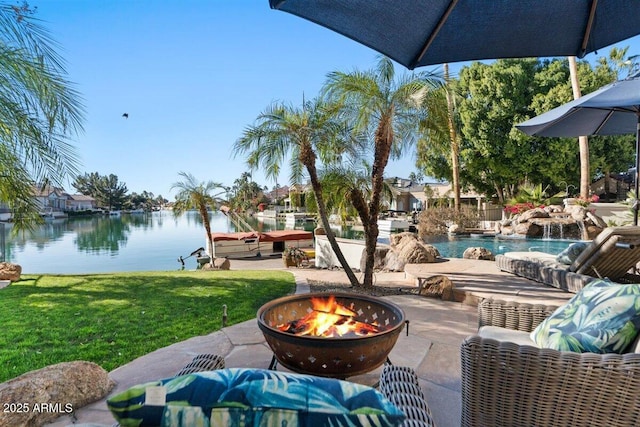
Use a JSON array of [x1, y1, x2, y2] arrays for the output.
[[277, 295, 384, 337], [257, 293, 406, 378]]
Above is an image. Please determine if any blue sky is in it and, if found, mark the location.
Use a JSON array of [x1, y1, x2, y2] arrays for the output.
[[33, 1, 640, 200]]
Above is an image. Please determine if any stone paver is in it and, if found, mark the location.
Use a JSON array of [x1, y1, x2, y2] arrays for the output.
[[45, 257, 573, 427]]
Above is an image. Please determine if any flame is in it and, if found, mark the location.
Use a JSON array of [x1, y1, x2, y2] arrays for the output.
[[276, 296, 383, 337]]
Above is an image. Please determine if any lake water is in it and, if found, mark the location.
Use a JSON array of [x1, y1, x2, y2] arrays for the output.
[[0, 211, 576, 274], [1, 211, 303, 274]]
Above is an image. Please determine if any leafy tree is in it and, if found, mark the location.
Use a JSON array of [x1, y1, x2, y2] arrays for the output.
[[408, 171, 425, 184], [323, 56, 442, 288], [97, 174, 128, 211], [457, 59, 540, 203], [320, 163, 368, 225], [72, 172, 128, 210], [72, 172, 102, 198], [529, 55, 627, 197], [171, 172, 226, 267], [127, 191, 155, 210], [234, 97, 362, 286], [0, 2, 84, 230], [228, 172, 264, 211], [456, 57, 621, 203]]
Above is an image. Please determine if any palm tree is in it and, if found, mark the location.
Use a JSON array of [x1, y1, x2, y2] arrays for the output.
[[171, 172, 226, 266], [233, 97, 362, 287], [416, 67, 463, 211], [0, 3, 84, 230], [443, 63, 462, 212], [323, 56, 442, 288], [321, 161, 395, 226]]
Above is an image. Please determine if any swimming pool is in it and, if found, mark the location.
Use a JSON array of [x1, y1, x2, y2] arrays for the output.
[[422, 235, 578, 259]]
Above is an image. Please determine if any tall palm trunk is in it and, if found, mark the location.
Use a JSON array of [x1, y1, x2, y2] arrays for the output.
[[199, 205, 214, 267], [568, 56, 590, 199], [300, 142, 360, 286], [444, 63, 461, 212], [360, 118, 394, 288]]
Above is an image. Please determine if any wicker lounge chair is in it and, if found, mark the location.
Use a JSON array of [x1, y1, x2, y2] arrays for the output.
[[460, 299, 640, 427], [495, 226, 640, 292]]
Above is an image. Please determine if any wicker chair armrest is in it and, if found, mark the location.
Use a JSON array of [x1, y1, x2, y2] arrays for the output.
[[379, 365, 436, 427], [460, 336, 640, 427], [478, 298, 560, 332]]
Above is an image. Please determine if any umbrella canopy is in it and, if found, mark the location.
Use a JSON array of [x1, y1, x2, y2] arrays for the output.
[[269, 0, 640, 69], [516, 75, 640, 224]]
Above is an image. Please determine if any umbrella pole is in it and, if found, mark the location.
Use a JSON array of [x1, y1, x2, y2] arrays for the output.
[[635, 115, 640, 226]]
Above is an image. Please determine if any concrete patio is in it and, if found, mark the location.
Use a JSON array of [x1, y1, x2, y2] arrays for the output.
[[47, 257, 573, 427]]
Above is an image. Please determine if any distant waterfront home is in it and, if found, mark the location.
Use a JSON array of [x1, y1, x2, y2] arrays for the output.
[[33, 184, 68, 212], [385, 177, 502, 224], [385, 177, 488, 211], [0, 186, 96, 221], [33, 185, 96, 214], [66, 194, 97, 211]]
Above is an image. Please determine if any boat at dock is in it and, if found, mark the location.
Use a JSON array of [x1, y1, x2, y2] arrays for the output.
[[209, 229, 314, 259]]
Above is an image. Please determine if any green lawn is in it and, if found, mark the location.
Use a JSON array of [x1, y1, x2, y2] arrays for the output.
[[0, 270, 295, 383]]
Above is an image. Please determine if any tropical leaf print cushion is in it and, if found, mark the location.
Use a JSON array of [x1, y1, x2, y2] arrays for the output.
[[555, 241, 588, 265], [530, 279, 640, 353], [107, 368, 406, 427]]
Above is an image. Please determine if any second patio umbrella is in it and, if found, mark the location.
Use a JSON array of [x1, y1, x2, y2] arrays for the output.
[[516, 74, 640, 224]]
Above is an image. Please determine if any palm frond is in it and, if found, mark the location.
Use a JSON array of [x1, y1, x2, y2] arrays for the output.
[[0, 3, 85, 228]]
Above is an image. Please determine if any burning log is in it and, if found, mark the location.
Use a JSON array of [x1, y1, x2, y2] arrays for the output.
[[276, 295, 386, 337]]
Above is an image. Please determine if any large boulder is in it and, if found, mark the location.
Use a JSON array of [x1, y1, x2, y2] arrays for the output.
[[463, 247, 495, 261], [514, 221, 543, 237], [389, 232, 418, 247], [0, 361, 114, 427], [383, 233, 440, 272], [397, 239, 438, 264], [391, 233, 440, 257], [517, 208, 549, 224], [359, 246, 389, 272], [383, 250, 404, 272], [0, 262, 21, 282]]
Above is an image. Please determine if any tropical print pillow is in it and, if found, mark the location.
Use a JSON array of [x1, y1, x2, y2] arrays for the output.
[[530, 279, 640, 353], [555, 241, 589, 265], [107, 368, 406, 427]]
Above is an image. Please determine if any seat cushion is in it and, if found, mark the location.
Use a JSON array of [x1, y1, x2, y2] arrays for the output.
[[530, 279, 640, 353], [107, 368, 405, 427], [479, 326, 538, 347]]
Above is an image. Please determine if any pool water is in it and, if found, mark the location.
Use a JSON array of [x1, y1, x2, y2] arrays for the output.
[[422, 235, 578, 259]]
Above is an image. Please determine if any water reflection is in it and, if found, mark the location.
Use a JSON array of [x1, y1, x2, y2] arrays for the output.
[[74, 216, 131, 254]]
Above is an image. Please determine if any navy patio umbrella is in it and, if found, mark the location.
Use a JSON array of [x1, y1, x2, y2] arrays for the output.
[[516, 74, 640, 225], [269, 0, 640, 69]]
